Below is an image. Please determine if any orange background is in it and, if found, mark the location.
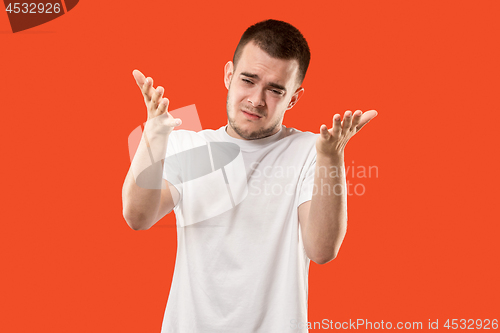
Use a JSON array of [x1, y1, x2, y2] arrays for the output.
[[1, 1, 499, 332]]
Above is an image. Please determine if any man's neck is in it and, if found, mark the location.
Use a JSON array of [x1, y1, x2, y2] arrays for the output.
[[225, 124, 282, 141]]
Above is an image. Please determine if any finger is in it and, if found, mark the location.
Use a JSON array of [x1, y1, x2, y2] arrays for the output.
[[341, 110, 353, 135], [142, 77, 155, 102], [356, 110, 378, 132], [157, 97, 170, 115], [320, 124, 330, 139], [350, 110, 363, 131], [134, 70, 155, 102], [150, 86, 164, 112], [332, 114, 342, 139], [132, 69, 146, 87]]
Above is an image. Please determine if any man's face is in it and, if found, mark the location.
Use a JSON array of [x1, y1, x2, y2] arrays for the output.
[[224, 41, 304, 140]]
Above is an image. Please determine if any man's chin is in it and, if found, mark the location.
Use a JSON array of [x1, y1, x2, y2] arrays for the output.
[[233, 127, 256, 140], [232, 124, 276, 140], [228, 122, 254, 139]]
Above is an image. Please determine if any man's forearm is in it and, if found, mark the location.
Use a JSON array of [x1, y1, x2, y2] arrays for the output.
[[306, 153, 348, 262], [122, 128, 169, 230]]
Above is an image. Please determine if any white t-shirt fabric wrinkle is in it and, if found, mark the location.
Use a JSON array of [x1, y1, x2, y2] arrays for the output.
[[160, 125, 318, 333]]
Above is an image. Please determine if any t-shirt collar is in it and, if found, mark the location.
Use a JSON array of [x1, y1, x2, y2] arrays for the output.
[[221, 124, 284, 151]]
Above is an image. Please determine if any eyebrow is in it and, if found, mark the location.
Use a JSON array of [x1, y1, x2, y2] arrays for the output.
[[240, 72, 287, 92]]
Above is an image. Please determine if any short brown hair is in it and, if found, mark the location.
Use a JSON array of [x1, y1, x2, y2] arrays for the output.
[[233, 19, 311, 85]]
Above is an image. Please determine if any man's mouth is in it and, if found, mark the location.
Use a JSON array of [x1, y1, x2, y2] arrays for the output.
[[241, 109, 263, 120]]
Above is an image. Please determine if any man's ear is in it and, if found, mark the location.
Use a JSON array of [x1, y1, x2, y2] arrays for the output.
[[224, 61, 234, 90], [286, 87, 305, 110]]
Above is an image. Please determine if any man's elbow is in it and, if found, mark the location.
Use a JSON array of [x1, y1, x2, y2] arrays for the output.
[[123, 211, 152, 231], [127, 222, 150, 231], [311, 251, 338, 265]]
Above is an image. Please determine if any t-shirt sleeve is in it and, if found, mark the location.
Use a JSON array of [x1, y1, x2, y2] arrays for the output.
[[298, 151, 316, 207], [162, 132, 184, 201]]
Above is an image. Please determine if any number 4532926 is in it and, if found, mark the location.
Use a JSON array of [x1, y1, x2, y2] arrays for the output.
[[444, 319, 498, 329], [5, 3, 61, 14]]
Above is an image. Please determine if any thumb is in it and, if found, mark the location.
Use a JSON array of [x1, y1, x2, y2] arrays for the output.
[[320, 124, 330, 139]]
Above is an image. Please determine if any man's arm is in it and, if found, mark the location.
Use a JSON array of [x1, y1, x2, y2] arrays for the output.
[[298, 110, 377, 264], [122, 157, 179, 230], [122, 70, 182, 230], [298, 154, 347, 264]]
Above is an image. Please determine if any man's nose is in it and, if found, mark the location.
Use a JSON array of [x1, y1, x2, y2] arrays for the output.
[[247, 88, 265, 107]]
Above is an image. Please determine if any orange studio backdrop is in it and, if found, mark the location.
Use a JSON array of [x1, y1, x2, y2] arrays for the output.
[[1, 1, 499, 332]]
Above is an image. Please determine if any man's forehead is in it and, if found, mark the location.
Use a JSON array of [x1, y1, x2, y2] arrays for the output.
[[235, 42, 300, 87]]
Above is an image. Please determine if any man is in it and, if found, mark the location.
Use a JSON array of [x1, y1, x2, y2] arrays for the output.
[[122, 19, 377, 332]]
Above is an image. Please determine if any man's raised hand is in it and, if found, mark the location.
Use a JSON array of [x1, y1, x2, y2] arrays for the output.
[[316, 110, 378, 159], [132, 69, 182, 133]]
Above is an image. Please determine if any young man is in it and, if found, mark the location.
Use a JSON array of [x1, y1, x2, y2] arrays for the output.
[[122, 19, 377, 333]]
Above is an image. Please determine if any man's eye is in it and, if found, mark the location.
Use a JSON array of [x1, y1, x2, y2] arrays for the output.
[[242, 79, 253, 84], [271, 89, 283, 95]]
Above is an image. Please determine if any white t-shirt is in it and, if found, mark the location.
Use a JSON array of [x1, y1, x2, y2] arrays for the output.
[[161, 125, 318, 333]]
